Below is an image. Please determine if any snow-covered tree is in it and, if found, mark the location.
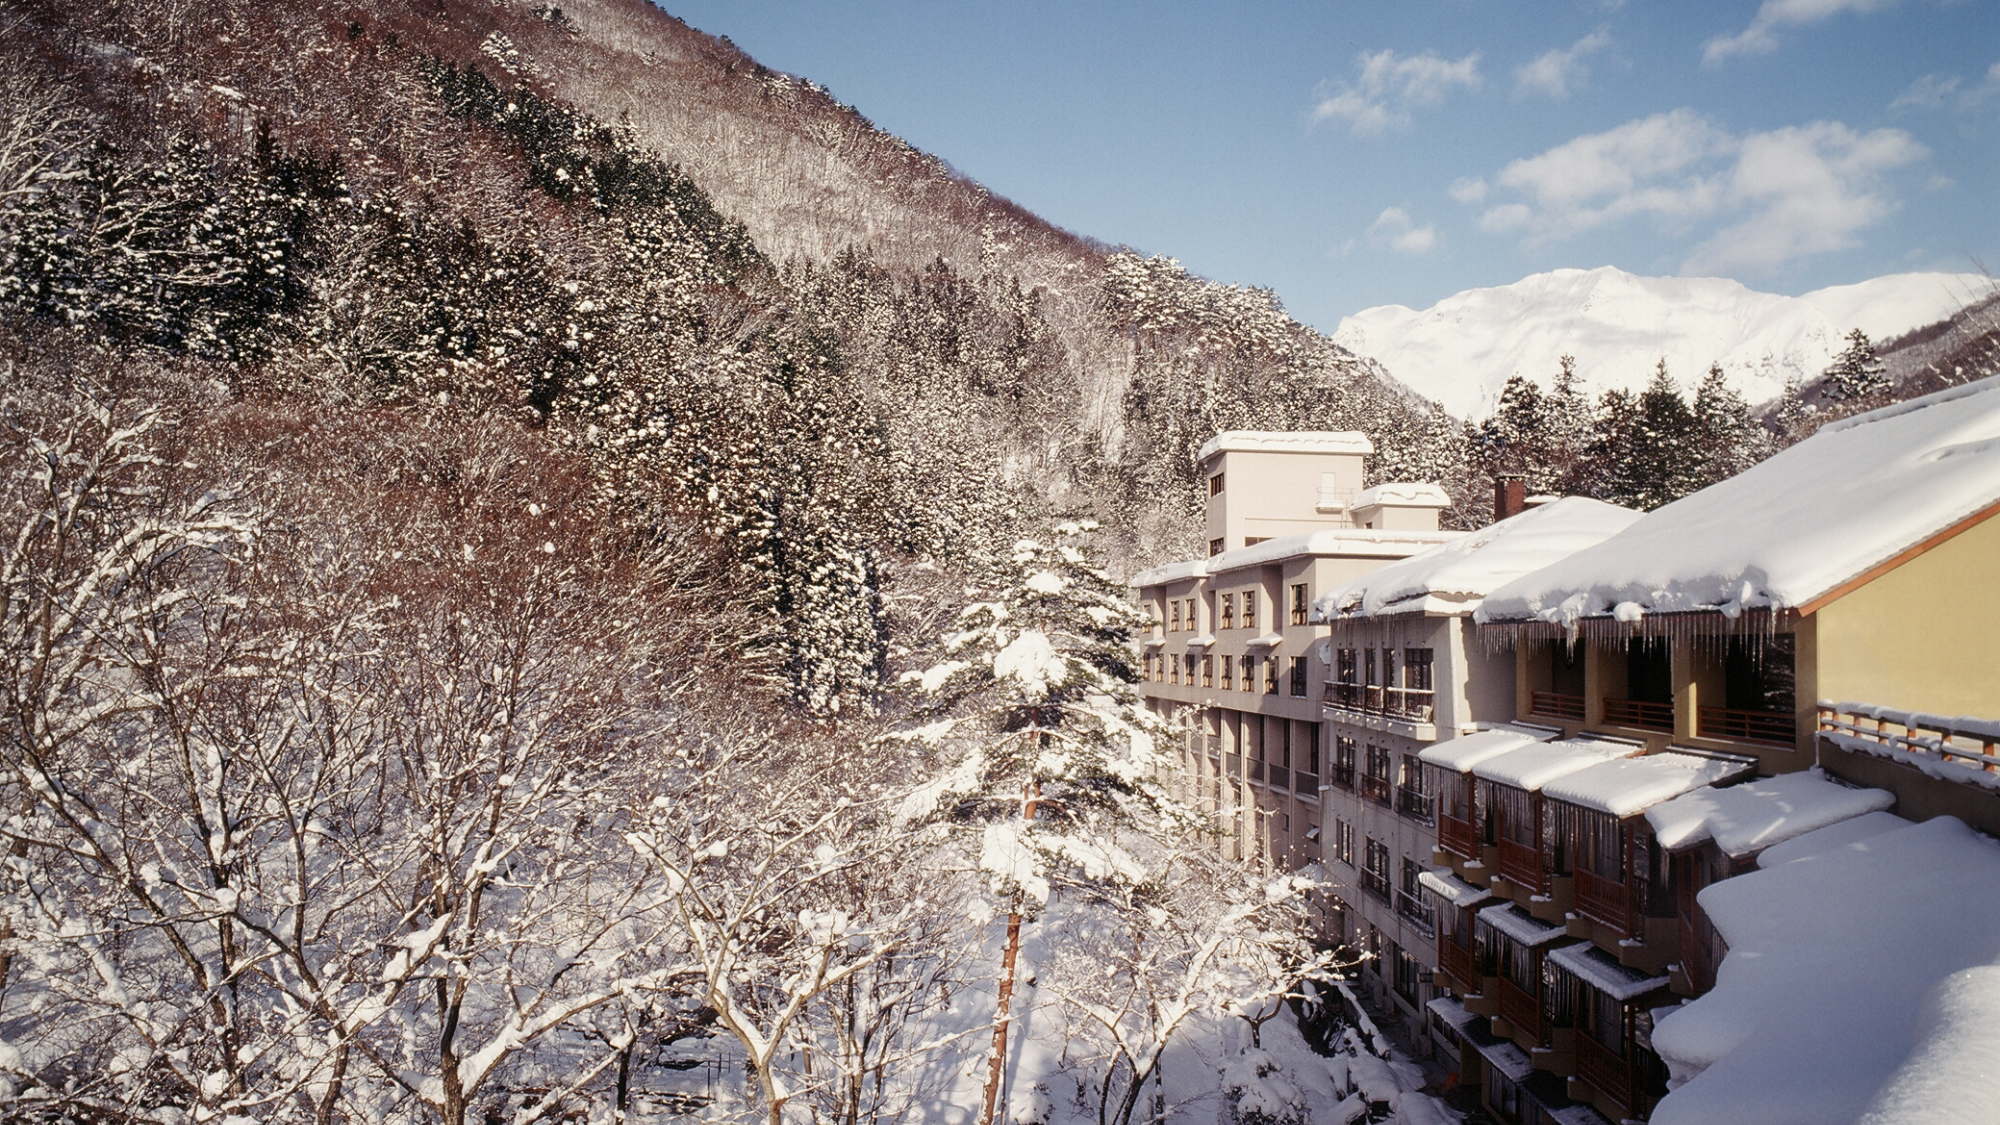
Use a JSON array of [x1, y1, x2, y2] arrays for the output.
[[891, 521, 1185, 1124], [1691, 361, 1767, 489], [1823, 327, 1890, 403]]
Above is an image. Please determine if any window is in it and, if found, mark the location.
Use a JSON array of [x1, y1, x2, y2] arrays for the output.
[[1265, 657, 1280, 694], [1334, 737, 1357, 788], [1219, 655, 1234, 690], [1144, 653, 1156, 682], [1220, 593, 1235, 629], [1241, 655, 1256, 692], [1336, 648, 1357, 682], [1185, 598, 1197, 629], [1290, 583, 1309, 625], [1334, 818, 1355, 864], [1289, 656, 1307, 697], [1301, 723, 1322, 777], [1491, 783, 1536, 848], [1363, 838, 1391, 901], [1201, 655, 1213, 687], [1241, 589, 1257, 630], [1392, 944, 1422, 1005], [1397, 753, 1432, 822], [1208, 538, 1225, 557], [1170, 601, 1181, 631], [1363, 647, 1377, 686], [1245, 536, 1269, 547], [1363, 744, 1394, 805], [1209, 472, 1225, 496], [1183, 654, 1197, 684], [1569, 806, 1623, 879], [1405, 648, 1435, 691]]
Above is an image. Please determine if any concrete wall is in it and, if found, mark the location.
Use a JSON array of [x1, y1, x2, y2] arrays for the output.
[[1814, 512, 2000, 717], [1202, 447, 1366, 551]]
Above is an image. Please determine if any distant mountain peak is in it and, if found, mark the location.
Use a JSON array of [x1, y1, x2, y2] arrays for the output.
[[1336, 269, 1988, 418]]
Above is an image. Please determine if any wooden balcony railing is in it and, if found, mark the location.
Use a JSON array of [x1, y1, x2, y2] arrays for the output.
[[1574, 867, 1634, 936], [1496, 838, 1545, 893], [1699, 706, 1795, 746], [1437, 812, 1480, 860], [1604, 697, 1674, 731], [1496, 977, 1544, 1042], [1576, 1031, 1634, 1108], [1396, 889, 1435, 936], [1530, 690, 1585, 721], [1360, 773, 1393, 807], [1818, 703, 2000, 774], [1439, 939, 1480, 992], [1396, 787, 1434, 823]]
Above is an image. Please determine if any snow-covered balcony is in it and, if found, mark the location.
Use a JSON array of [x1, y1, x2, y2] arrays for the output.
[[1690, 635, 1798, 748], [1817, 702, 2000, 835], [1471, 904, 1569, 1049], [1537, 752, 1752, 964], [1420, 869, 1496, 995], [1469, 738, 1640, 914], [1548, 943, 1671, 1119], [1415, 726, 1557, 870]]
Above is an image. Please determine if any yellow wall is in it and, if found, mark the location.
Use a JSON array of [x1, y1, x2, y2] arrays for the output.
[[1815, 513, 2000, 718]]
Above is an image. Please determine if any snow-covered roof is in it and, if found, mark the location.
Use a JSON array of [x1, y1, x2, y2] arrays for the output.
[[1477, 374, 2000, 628], [1650, 815, 2000, 1125], [1196, 430, 1373, 461], [1539, 752, 1753, 818], [1643, 768, 1896, 857], [1418, 868, 1495, 908], [1316, 497, 1642, 619], [1471, 737, 1640, 792], [1418, 724, 1557, 773], [1426, 996, 1480, 1033], [1753, 810, 1906, 869], [1548, 942, 1669, 1001], [1130, 527, 1461, 588], [1476, 903, 1570, 948], [1352, 482, 1452, 510]]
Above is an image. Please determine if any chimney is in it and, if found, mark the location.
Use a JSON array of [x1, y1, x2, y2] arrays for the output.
[[1493, 475, 1527, 523]]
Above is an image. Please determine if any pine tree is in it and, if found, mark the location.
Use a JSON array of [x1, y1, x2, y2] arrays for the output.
[[1609, 359, 1698, 510], [1545, 354, 1594, 493], [1824, 327, 1890, 403], [1472, 373, 1548, 487], [1690, 362, 1766, 489], [1771, 374, 1817, 446]]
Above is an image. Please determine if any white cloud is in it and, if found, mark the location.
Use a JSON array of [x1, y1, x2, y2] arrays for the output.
[[1447, 176, 1488, 204], [1473, 110, 1926, 274], [1703, 0, 1898, 65], [1311, 49, 1482, 136], [1892, 61, 2000, 111], [1514, 28, 1611, 99], [1367, 206, 1442, 254], [1478, 203, 1532, 233]]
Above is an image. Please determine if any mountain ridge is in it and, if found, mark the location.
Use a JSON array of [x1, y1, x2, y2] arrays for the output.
[[1335, 265, 1989, 419]]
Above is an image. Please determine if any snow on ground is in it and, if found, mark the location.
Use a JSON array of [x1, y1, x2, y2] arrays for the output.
[[1650, 815, 2000, 1125], [1314, 498, 1641, 620], [1331, 265, 1987, 419], [1477, 374, 2000, 629]]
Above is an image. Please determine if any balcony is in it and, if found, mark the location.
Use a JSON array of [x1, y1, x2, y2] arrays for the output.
[[1496, 976, 1544, 1043], [1396, 787, 1434, 824], [1604, 697, 1673, 732], [1361, 867, 1391, 903], [1267, 765, 1290, 792], [1574, 867, 1634, 936], [1293, 770, 1319, 794], [1396, 889, 1435, 936], [1331, 764, 1355, 791], [1360, 773, 1393, 807], [1226, 753, 1242, 776], [1700, 705, 1794, 747], [1496, 838, 1545, 893], [1439, 938, 1480, 991], [1576, 1032, 1634, 1109], [1322, 683, 1436, 723], [1530, 690, 1585, 721], [1437, 812, 1480, 860]]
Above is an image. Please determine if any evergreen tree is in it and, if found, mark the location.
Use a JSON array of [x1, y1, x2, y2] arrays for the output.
[[1607, 359, 1699, 510], [1472, 374, 1549, 487], [1771, 374, 1817, 446], [1545, 354, 1594, 493], [1824, 327, 1890, 403], [1690, 362, 1766, 488]]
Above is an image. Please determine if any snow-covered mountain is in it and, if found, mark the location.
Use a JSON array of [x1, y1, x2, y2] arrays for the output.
[[1333, 266, 1990, 419]]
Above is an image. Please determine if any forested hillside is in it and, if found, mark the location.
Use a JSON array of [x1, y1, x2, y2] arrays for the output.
[[0, 0, 1465, 716]]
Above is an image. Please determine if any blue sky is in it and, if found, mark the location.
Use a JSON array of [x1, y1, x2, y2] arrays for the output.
[[659, 1, 1999, 333]]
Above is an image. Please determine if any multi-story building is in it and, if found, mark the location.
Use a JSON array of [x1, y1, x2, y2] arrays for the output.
[[1310, 492, 1642, 1049], [1418, 376, 2000, 1123], [1130, 431, 1457, 869]]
